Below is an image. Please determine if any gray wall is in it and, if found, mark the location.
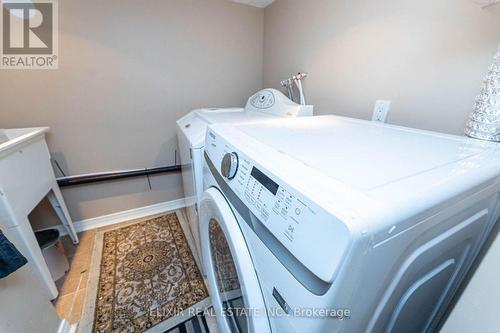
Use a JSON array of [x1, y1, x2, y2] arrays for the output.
[[1, 0, 264, 223], [263, 0, 500, 135]]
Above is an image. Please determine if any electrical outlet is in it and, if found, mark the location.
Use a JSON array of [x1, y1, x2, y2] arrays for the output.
[[372, 100, 392, 123]]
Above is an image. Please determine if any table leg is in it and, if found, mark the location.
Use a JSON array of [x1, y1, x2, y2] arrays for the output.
[[47, 187, 79, 244]]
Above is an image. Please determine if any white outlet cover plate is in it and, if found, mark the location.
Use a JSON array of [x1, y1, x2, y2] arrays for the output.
[[372, 100, 392, 123]]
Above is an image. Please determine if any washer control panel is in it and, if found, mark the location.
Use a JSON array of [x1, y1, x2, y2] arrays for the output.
[[239, 163, 317, 243], [244, 88, 313, 117], [223, 143, 317, 240], [205, 128, 351, 283], [249, 90, 275, 109]]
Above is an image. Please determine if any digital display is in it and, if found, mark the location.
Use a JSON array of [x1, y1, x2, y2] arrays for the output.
[[251, 167, 279, 195]]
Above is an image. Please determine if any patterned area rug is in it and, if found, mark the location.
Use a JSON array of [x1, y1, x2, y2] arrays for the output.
[[80, 212, 209, 333]]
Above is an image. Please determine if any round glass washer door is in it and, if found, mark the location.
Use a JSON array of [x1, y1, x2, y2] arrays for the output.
[[200, 187, 271, 333]]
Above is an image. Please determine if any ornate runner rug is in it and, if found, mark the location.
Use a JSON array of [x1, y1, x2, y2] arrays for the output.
[[79, 212, 209, 333]]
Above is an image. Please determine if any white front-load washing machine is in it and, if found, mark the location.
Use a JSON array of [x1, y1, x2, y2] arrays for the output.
[[176, 89, 312, 257], [199, 115, 500, 333]]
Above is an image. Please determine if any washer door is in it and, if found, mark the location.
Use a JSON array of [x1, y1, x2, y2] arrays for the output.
[[200, 187, 271, 333]]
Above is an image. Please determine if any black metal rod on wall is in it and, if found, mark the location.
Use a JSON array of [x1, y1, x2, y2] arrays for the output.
[[57, 165, 182, 187]]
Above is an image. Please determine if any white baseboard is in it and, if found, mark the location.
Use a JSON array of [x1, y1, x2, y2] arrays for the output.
[[53, 198, 187, 236], [57, 320, 77, 333]]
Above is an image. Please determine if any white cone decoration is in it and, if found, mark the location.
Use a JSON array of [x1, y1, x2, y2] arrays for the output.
[[465, 45, 500, 141]]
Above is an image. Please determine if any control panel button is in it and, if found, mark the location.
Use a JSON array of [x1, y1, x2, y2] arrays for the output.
[[221, 152, 239, 179], [250, 90, 275, 109]]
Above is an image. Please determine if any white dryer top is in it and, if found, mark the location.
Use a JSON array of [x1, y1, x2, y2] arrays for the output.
[[232, 115, 498, 190], [176, 108, 279, 149], [207, 115, 500, 230]]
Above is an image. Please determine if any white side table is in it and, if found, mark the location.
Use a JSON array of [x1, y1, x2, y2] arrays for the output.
[[0, 127, 78, 299]]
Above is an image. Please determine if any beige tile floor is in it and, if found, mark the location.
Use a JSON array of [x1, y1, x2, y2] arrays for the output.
[[51, 218, 164, 324], [52, 229, 96, 324]]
